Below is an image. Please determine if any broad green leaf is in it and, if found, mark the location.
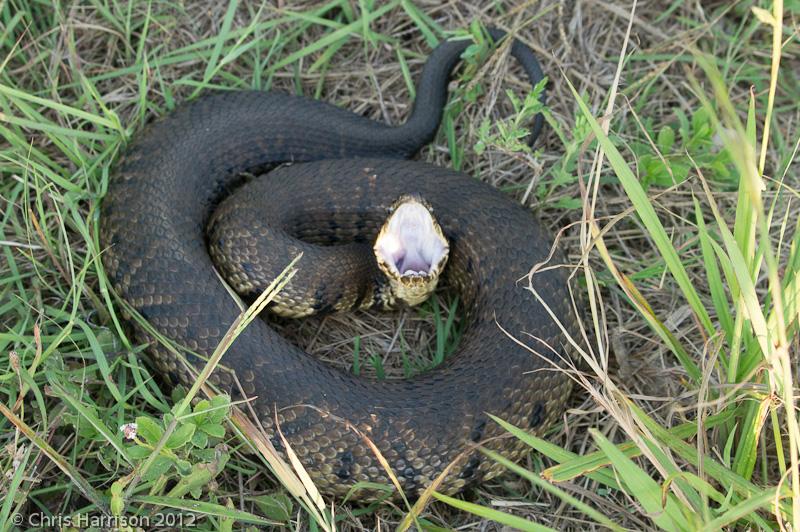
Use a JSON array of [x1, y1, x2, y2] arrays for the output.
[[199, 423, 226, 438], [165, 423, 196, 449], [142, 455, 173, 482], [251, 493, 294, 523], [135, 416, 164, 446]]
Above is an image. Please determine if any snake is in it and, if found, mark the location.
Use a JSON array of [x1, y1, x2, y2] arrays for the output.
[[100, 29, 577, 500]]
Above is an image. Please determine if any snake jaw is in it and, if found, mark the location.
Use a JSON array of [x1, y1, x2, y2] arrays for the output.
[[374, 195, 449, 306]]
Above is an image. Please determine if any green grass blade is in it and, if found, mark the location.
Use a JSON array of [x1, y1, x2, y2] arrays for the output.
[[0, 403, 111, 514], [132, 495, 275, 525], [267, 1, 400, 74], [693, 197, 733, 341], [0, 444, 30, 528], [47, 381, 133, 464], [545, 409, 733, 483], [488, 414, 620, 489], [431, 492, 557, 531], [480, 448, 624, 531], [700, 487, 780, 532], [0, 83, 120, 131], [200, 0, 240, 87], [591, 429, 689, 531], [566, 77, 714, 338], [630, 401, 792, 517]]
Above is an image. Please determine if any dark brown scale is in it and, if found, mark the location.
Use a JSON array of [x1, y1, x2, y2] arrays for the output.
[[208, 175, 396, 315], [99, 29, 578, 500]]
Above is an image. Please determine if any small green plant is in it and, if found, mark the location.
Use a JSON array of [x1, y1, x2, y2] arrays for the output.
[[536, 102, 594, 210], [437, 21, 494, 170], [439, 21, 549, 170], [122, 393, 231, 489], [369, 354, 386, 379], [631, 106, 736, 189], [474, 84, 547, 156], [98, 390, 285, 527]]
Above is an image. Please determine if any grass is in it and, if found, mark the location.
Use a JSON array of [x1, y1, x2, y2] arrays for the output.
[[1, 0, 799, 530]]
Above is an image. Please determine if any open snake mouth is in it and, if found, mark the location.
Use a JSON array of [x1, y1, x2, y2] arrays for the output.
[[374, 197, 448, 279]]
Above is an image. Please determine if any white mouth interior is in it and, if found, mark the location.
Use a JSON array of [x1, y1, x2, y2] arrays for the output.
[[375, 202, 448, 277]]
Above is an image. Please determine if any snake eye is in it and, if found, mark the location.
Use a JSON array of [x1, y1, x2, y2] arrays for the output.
[[374, 196, 449, 306]]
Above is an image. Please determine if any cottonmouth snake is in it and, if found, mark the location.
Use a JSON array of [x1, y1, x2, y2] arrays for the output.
[[100, 29, 577, 500]]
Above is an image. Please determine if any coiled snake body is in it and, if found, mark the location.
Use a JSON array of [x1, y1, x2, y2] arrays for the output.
[[100, 30, 577, 499]]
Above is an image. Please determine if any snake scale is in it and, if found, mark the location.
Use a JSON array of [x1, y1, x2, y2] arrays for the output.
[[100, 29, 577, 500]]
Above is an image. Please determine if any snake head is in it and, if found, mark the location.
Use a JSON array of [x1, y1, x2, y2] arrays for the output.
[[374, 194, 449, 307]]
